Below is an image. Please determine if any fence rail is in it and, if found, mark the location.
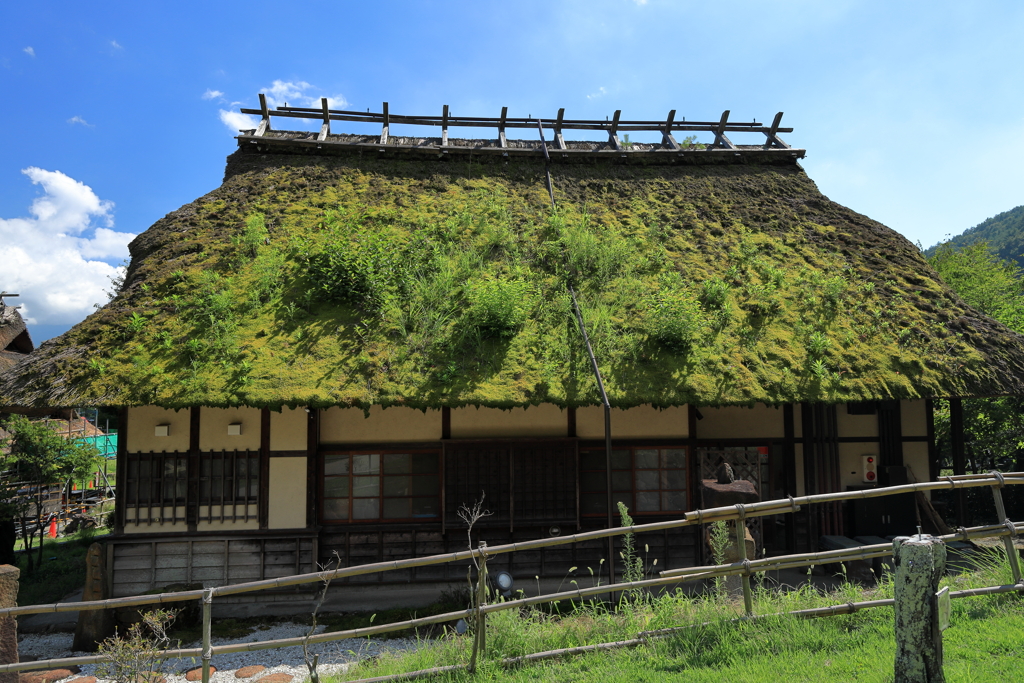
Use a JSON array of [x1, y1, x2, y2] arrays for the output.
[[236, 94, 799, 154], [2, 471, 1022, 679]]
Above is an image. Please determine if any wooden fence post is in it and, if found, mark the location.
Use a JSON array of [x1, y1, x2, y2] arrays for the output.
[[893, 534, 946, 683], [201, 587, 213, 683], [467, 541, 488, 673], [989, 476, 1022, 584]]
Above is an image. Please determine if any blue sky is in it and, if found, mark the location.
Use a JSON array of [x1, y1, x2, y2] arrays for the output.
[[3, 1, 1024, 342]]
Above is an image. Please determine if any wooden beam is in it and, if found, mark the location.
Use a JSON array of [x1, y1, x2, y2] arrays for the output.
[[441, 104, 449, 147], [317, 98, 331, 141], [254, 93, 271, 137], [555, 108, 566, 150], [662, 109, 680, 150], [709, 110, 735, 150], [608, 109, 622, 150], [498, 106, 508, 148], [380, 101, 390, 145], [762, 112, 791, 149]]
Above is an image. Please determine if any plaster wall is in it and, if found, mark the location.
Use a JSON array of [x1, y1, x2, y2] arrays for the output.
[[123, 506, 186, 532], [576, 404, 688, 439], [126, 406, 189, 453], [320, 406, 442, 443], [901, 400, 928, 437], [903, 442, 930, 484], [270, 408, 307, 451], [696, 404, 783, 439], [836, 409, 878, 439], [839, 441, 881, 490], [197, 506, 259, 531], [451, 404, 567, 438], [199, 407, 261, 451], [268, 457, 308, 529]]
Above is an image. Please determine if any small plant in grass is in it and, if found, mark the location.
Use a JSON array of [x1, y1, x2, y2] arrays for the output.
[[616, 502, 648, 606], [708, 520, 730, 594], [96, 609, 178, 683]]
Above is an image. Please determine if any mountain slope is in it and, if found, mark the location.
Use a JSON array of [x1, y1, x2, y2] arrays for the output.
[[926, 204, 1024, 269]]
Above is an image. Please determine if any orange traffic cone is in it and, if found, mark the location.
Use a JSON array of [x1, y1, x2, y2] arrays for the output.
[[48, 517, 57, 538]]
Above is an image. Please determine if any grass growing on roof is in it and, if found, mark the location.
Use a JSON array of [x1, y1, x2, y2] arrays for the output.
[[10, 152, 1018, 409]]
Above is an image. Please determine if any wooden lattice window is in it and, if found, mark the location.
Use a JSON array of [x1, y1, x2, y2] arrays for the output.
[[125, 451, 188, 523], [198, 450, 260, 522], [443, 441, 577, 528], [320, 450, 441, 523], [580, 446, 688, 516]]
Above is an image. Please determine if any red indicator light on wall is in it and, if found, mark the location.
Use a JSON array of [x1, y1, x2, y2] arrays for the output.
[[862, 454, 878, 484]]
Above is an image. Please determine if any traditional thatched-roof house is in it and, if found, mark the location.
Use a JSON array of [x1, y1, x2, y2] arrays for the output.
[[3, 103, 1024, 608], [0, 298, 33, 374]]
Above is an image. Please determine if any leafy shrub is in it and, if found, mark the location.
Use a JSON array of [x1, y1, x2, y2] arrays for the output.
[[647, 280, 704, 350], [307, 229, 408, 310], [466, 276, 533, 338], [700, 278, 730, 310], [548, 213, 632, 282], [807, 331, 831, 357], [233, 213, 269, 261]]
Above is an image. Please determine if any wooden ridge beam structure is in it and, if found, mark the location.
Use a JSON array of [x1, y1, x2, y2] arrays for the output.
[[237, 97, 795, 148]]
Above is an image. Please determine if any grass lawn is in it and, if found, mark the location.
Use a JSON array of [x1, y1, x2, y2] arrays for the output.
[[14, 528, 110, 606], [332, 551, 1024, 682]]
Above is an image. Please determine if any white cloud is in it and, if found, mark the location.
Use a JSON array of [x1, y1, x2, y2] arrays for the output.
[[263, 80, 347, 109], [587, 86, 608, 100], [214, 81, 347, 133], [23, 47, 35, 57], [67, 115, 93, 127], [219, 110, 258, 132], [632, 0, 648, 5], [110, 40, 122, 50], [0, 168, 136, 325]]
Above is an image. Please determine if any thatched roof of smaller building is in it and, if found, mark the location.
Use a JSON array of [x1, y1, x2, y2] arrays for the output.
[[0, 302, 33, 374]]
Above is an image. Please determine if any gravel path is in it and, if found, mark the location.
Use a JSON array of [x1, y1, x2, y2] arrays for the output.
[[18, 623, 427, 683]]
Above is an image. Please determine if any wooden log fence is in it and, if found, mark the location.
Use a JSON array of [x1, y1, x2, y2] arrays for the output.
[[236, 96, 800, 153], [0, 472, 1021, 680]]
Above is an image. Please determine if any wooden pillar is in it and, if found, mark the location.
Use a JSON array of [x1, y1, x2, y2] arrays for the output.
[[893, 534, 946, 683], [114, 407, 128, 535], [259, 409, 270, 529], [188, 407, 201, 531], [926, 399, 939, 483], [306, 409, 319, 529], [783, 404, 797, 553], [949, 398, 967, 525]]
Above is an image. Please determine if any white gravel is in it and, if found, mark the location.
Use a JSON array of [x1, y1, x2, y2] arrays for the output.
[[18, 622, 428, 682]]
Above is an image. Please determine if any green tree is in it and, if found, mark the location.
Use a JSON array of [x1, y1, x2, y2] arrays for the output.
[[927, 241, 1024, 519], [928, 241, 1024, 330], [0, 415, 101, 573]]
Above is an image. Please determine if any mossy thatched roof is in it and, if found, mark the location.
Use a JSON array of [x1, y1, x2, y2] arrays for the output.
[[4, 146, 1024, 409]]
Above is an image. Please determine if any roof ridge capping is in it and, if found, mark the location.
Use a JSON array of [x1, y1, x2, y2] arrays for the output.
[[235, 96, 806, 162]]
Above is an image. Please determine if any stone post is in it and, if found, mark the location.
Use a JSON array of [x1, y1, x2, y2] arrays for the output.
[[893, 534, 946, 683], [0, 564, 19, 683], [73, 543, 115, 651]]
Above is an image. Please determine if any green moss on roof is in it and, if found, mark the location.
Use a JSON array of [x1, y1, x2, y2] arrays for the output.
[[5, 150, 1024, 409]]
